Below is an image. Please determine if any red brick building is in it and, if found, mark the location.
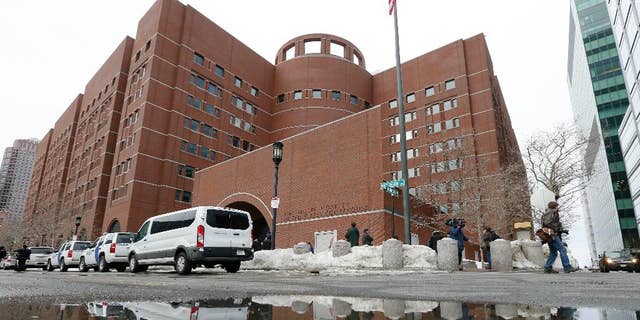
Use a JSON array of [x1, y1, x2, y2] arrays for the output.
[[23, 0, 526, 254]]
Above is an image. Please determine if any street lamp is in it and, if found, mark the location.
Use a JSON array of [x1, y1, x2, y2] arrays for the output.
[[271, 141, 283, 250], [74, 216, 81, 238]]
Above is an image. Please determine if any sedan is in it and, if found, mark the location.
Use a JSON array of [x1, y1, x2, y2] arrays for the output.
[[599, 250, 640, 272]]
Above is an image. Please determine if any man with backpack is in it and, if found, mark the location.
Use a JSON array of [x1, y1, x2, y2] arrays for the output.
[[481, 226, 500, 269], [541, 201, 577, 273]]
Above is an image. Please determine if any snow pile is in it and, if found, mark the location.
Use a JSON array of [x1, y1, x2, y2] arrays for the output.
[[252, 295, 438, 314], [242, 245, 437, 272], [511, 240, 541, 269]]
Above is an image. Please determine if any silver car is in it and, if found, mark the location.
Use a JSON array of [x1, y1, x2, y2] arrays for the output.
[[26, 247, 54, 270]]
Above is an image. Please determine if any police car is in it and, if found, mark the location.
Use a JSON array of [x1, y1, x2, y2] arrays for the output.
[[79, 232, 135, 272], [46, 240, 91, 272]]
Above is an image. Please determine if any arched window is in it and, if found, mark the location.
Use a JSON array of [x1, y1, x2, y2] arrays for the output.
[[109, 220, 121, 232]]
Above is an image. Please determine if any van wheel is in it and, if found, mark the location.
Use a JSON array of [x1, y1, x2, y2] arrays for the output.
[[46, 259, 54, 272], [78, 258, 88, 272], [224, 261, 241, 273], [129, 254, 142, 273], [98, 256, 110, 272], [174, 252, 192, 275], [60, 259, 68, 272]]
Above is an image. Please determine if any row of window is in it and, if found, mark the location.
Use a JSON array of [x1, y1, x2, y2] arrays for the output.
[[187, 95, 222, 118], [115, 158, 133, 175], [389, 111, 417, 126], [111, 184, 129, 201], [183, 116, 219, 139], [124, 109, 140, 128], [177, 165, 196, 179], [427, 118, 461, 134], [231, 95, 258, 116], [429, 181, 463, 195], [193, 52, 259, 98], [133, 39, 152, 63], [229, 115, 256, 134], [426, 98, 458, 115], [389, 79, 456, 109], [277, 89, 370, 108], [175, 189, 192, 203], [119, 132, 137, 152], [226, 134, 256, 152], [391, 149, 420, 162], [429, 138, 463, 154], [430, 159, 464, 173], [180, 140, 218, 161], [389, 129, 419, 144], [391, 167, 421, 180]]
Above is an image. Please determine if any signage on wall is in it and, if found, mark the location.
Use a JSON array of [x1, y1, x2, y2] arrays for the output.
[[271, 196, 280, 209]]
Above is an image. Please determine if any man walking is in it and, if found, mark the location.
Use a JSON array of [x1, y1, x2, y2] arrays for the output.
[[481, 226, 500, 269], [345, 222, 359, 247], [542, 201, 576, 273], [427, 231, 445, 252], [361, 229, 373, 246], [449, 218, 468, 270]]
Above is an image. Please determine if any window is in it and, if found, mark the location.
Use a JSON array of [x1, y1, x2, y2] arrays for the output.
[[330, 41, 345, 57], [411, 129, 419, 139], [427, 123, 442, 134], [350, 95, 358, 105], [405, 111, 417, 122], [187, 96, 202, 109], [182, 191, 192, 203], [448, 159, 459, 170], [407, 148, 419, 159], [190, 119, 200, 132], [389, 99, 398, 109], [193, 53, 204, 66], [234, 77, 242, 88], [214, 65, 224, 77], [284, 45, 295, 61], [230, 115, 242, 128], [184, 166, 195, 178], [426, 104, 440, 115], [135, 51, 140, 62], [390, 116, 399, 126], [277, 94, 285, 103], [425, 86, 435, 97], [353, 53, 361, 66], [203, 124, 212, 137], [294, 90, 303, 100], [245, 103, 254, 115], [450, 181, 461, 192], [406, 93, 416, 103], [447, 138, 463, 150], [251, 86, 259, 97], [232, 96, 243, 109], [443, 98, 458, 111], [302, 40, 320, 54], [244, 122, 253, 132], [331, 90, 341, 101], [429, 142, 443, 154], [190, 74, 205, 89], [312, 89, 322, 99], [145, 40, 151, 51], [180, 140, 187, 151], [408, 167, 420, 178], [200, 146, 209, 158], [187, 142, 197, 154], [445, 79, 456, 90], [205, 104, 220, 117], [207, 83, 222, 97], [242, 140, 251, 151]]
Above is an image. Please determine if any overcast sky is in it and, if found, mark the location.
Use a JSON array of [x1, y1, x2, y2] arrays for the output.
[[0, 1, 591, 264]]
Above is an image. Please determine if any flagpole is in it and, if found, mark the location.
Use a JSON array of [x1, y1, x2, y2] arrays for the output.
[[392, 0, 412, 244]]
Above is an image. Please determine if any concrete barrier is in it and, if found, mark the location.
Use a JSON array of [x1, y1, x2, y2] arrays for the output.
[[382, 238, 404, 269], [332, 298, 352, 317], [293, 242, 311, 255], [291, 300, 310, 314], [437, 238, 459, 272], [490, 239, 513, 272], [439, 301, 463, 320], [495, 304, 518, 319], [522, 240, 545, 267], [332, 240, 351, 257], [383, 299, 405, 320]]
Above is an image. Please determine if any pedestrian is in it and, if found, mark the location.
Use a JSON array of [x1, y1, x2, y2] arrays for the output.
[[14, 245, 31, 272], [261, 235, 272, 250], [252, 238, 261, 252], [345, 222, 359, 247], [427, 231, 445, 252], [449, 218, 468, 269], [362, 229, 373, 246], [0, 246, 6, 260], [541, 201, 577, 273], [307, 242, 314, 254], [481, 226, 500, 269]]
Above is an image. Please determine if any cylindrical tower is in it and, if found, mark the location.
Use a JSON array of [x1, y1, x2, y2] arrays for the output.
[[272, 34, 373, 141]]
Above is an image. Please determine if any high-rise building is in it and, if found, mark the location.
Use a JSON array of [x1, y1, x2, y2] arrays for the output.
[[23, 0, 527, 250], [607, 0, 640, 245], [0, 139, 38, 224], [568, 0, 640, 254]]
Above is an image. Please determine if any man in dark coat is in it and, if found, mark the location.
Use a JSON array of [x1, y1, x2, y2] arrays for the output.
[[345, 222, 359, 247], [481, 226, 500, 269], [449, 219, 468, 268], [427, 231, 445, 252], [361, 229, 373, 246], [0, 246, 6, 260]]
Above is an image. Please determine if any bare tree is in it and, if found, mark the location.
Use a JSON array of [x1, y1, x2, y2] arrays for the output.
[[524, 124, 596, 229]]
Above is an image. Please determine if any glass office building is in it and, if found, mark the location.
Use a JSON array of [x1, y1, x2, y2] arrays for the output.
[[569, 0, 640, 254]]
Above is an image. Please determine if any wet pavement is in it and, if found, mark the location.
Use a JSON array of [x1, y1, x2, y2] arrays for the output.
[[2, 296, 640, 319], [1, 269, 640, 318]]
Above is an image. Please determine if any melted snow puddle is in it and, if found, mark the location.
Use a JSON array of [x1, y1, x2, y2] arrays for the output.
[[2, 296, 638, 319]]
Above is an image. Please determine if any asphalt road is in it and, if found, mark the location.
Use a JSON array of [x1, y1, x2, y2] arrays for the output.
[[0, 268, 639, 309]]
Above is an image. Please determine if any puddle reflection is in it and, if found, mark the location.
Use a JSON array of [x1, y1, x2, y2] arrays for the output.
[[1, 296, 638, 319]]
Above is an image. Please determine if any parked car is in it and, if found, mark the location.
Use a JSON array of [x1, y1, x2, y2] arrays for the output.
[[599, 250, 640, 272], [46, 240, 91, 272], [26, 247, 54, 270], [85, 301, 126, 318], [128, 206, 253, 275], [79, 232, 135, 272], [0, 252, 16, 270]]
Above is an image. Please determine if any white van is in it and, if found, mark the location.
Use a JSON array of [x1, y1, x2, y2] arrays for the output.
[[128, 206, 253, 275]]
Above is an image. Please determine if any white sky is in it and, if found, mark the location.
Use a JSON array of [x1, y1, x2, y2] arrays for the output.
[[0, 0, 592, 265]]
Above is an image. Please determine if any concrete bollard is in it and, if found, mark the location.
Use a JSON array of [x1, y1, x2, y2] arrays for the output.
[[490, 239, 513, 272], [437, 238, 459, 272], [439, 301, 463, 320], [332, 299, 352, 317], [382, 238, 404, 269], [521, 240, 545, 267], [382, 299, 405, 320], [293, 242, 311, 255], [291, 300, 310, 314], [495, 304, 518, 319], [332, 240, 351, 257]]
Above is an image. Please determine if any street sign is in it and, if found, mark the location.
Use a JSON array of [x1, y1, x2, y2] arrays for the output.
[[270, 196, 280, 209], [388, 188, 399, 197], [380, 179, 405, 190]]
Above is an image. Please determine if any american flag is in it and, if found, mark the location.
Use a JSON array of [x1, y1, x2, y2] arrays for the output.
[[388, 0, 396, 15]]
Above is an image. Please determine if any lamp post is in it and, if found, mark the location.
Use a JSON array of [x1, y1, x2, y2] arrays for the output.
[[271, 141, 283, 250], [74, 216, 81, 239]]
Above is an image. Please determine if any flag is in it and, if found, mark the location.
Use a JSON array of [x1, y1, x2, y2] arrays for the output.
[[388, 0, 396, 15]]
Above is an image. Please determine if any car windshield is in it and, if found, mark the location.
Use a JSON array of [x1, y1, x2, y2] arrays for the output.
[[607, 251, 624, 258], [206, 209, 250, 230], [73, 242, 90, 250], [116, 233, 135, 243], [30, 248, 53, 254]]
